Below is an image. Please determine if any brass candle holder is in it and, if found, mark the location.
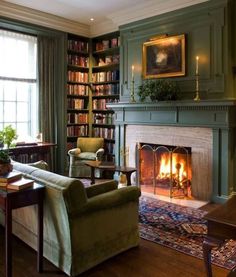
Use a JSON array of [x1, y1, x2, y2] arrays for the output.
[[130, 78, 136, 103], [194, 73, 200, 101]]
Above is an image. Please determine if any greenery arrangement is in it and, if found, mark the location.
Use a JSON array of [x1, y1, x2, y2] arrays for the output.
[[0, 150, 11, 164], [0, 125, 18, 149], [137, 79, 180, 102]]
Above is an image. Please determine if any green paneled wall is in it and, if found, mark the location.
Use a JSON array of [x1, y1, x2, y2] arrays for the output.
[[119, 0, 235, 102]]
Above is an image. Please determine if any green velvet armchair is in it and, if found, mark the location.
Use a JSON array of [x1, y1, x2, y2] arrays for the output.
[[68, 137, 104, 178], [2, 161, 141, 276]]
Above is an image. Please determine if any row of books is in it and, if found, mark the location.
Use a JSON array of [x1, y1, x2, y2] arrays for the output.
[[67, 125, 88, 137], [96, 55, 119, 66], [93, 127, 114, 140], [68, 71, 89, 83], [93, 113, 114, 125], [92, 98, 117, 110], [67, 113, 88, 124], [0, 171, 33, 190], [67, 84, 89, 96], [68, 54, 89, 67], [92, 84, 119, 95], [68, 40, 89, 53], [67, 98, 87, 110], [95, 37, 120, 51], [92, 70, 119, 83]]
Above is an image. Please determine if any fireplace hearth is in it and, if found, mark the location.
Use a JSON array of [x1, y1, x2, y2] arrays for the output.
[[138, 143, 192, 198], [107, 100, 236, 203]]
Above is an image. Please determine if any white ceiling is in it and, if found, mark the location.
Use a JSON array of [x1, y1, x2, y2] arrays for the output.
[[2, 0, 209, 36]]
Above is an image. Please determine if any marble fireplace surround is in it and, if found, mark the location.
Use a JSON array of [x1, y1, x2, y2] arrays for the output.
[[107, 100, 236, 203]]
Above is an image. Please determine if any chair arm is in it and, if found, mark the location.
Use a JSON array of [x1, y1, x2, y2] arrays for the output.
[[68, 148, 81, 157], [96, 148, 105, 161], [85, 180, 118, 198], [71, 186, 141, 217]]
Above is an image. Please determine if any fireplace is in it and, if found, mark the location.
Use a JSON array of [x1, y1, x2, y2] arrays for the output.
[[138, 143, 192, 198], [107, 100, 236, 203]]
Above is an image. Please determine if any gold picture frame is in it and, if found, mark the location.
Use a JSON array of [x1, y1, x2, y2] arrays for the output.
[[142, 34, 186, 79]]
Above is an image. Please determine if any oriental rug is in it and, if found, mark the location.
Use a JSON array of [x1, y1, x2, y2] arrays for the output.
[[139, 195, 236, 270]]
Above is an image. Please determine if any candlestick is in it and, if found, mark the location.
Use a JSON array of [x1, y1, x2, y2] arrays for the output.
[[194, 56, 200, 101], [130, 65, 136, 103], [195, 56, 199, 75]]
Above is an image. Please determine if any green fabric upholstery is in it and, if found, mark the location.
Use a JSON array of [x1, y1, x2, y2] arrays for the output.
[[0, 161, 141, 276], [68, 137, 105, 178]]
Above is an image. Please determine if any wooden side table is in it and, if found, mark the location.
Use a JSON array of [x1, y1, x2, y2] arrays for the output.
[[203, 195, 236, 277], [0, 183, 45, 277], [85, 161, 137, 186]]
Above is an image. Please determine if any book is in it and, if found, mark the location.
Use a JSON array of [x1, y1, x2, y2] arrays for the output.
[[0, 171, 22, 186], [7, 178, 34, 190]]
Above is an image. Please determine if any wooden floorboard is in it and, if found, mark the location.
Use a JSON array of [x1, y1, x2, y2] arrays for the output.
[[0, 221, 229, 277]]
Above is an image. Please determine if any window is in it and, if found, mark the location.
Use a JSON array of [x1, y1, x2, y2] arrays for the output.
[[0, 29, 38, 141]]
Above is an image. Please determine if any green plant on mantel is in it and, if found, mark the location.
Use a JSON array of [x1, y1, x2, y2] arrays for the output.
[[0, 125, 18, 149], [137, 79, 180, 102], [0, 150, 11, 164]]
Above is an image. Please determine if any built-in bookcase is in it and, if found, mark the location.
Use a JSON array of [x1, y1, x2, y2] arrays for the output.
[[66, 32, 120, 161], [91, 31, 120, 162], [66, 34, 90, 151]]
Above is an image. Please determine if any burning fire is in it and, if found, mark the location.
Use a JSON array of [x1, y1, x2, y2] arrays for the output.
[[157, 153, 188, 184]]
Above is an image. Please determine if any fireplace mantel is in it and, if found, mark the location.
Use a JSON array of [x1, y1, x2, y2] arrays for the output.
[[107, 100, 236, 128], [107, 100, 236, 203]]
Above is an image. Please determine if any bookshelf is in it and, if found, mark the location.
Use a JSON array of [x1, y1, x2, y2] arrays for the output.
[[66, 34, 90, 151], [91, 31, 120, 162]]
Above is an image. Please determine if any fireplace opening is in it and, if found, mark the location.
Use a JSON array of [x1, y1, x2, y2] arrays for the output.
[[138, 143, 192, 198]]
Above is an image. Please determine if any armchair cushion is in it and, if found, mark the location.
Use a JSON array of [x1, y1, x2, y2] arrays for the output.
[[85, 180, 118, 198], [78, 152, 97, 160]]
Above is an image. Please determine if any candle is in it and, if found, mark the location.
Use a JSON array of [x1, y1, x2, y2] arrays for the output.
[[131, 65, 134, 81], [196, 56, 199, 75]]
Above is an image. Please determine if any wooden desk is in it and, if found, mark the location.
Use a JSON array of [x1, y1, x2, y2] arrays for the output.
[[85, 161, 137, 186], [203, 195, 236, 277], [8, 142, 56, 164], [0, 183, 45, 277]]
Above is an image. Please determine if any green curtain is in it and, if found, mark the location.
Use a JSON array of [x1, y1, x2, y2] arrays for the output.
[[37, 36, 57, 170]]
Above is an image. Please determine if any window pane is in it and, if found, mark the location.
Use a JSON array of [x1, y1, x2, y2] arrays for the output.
[[17, 83, 29, 101], [17, 123, 28, 138], [17, 102, 28, 121], [4, 102, 16, 122], [4, 81, 16, 101]]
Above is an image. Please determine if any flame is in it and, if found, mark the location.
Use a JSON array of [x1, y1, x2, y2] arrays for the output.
[[157, 153, 188, 182]]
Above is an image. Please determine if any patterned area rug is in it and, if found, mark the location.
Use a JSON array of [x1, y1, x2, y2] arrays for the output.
[[139, 195, 236, 270]]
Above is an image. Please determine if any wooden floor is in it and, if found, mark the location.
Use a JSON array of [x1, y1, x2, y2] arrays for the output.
[[0, 217, 229, 277]]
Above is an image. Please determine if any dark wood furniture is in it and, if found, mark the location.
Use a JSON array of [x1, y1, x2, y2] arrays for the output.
[[8, 142, 56, 164], [85, 160, 136, 186], [0, 183, 45, 277], [203, 195, 236, 277]]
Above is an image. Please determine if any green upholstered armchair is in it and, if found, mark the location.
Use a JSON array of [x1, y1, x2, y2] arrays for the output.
[[68, 137, 104, 178], [6, 161, 141, 277]]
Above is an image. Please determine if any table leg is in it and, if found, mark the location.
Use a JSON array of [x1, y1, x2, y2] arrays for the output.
[[5, 199, 12, 277], [203, 236, 222, 277], [124, 172, 132, 186], [37, 190, 44, 273], [90, 167, 95, 185]]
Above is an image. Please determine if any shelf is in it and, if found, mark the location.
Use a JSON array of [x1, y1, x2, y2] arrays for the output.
[[92, 63, 119, 72], [67, 64, 89, 71], [68, 49, 89, 56], [92, 80, 119, 85], [92, 109, 114, 113], [67, 123, 89, 126], [92, 94, 119, 99], [67, 94, 89, 98], [93, 123, 115, 128], [67, 81, 89, 85], [67, 108, 89, 113], [93, 47, 119, 56]]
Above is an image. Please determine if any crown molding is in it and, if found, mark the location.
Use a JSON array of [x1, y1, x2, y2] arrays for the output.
[[90, 19, 118, 37], [108, 0, 209, 27], [0, 1, 90, 36]]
